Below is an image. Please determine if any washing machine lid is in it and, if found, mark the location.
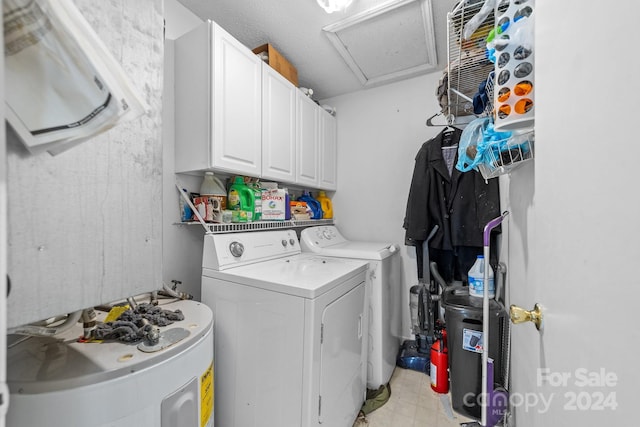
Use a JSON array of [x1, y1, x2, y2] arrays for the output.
[[300, 226, 399, 260], [202, 253, 368, 299]]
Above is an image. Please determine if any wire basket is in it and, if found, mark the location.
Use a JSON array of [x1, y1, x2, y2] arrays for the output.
[[477, 130, 534, 180], [484, 71, 495, 116]]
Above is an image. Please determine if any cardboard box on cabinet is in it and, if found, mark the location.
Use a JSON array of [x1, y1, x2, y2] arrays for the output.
[[252, 43, 299, 87]]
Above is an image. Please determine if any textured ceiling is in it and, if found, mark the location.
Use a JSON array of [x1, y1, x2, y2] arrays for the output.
[[177, 0, 459, 100]]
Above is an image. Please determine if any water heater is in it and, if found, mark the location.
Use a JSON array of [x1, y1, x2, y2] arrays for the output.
[[6, 300, 214, 427]]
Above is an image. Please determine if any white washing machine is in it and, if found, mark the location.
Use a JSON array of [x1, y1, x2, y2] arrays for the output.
[[6, 299, 214, 427], [201, 229, 368, 427], [300, 225, 401, 390]]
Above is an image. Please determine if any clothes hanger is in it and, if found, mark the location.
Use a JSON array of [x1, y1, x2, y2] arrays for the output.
[[426, 112, 458, 146], [425, 112, 446, 127], [426, 112, 457, 132]]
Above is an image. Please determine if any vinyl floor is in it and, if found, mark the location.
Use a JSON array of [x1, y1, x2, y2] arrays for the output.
[[353, 367, 476, 427]]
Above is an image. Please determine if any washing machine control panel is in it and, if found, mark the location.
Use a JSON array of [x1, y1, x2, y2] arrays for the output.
[[203, 229, 301, 270]]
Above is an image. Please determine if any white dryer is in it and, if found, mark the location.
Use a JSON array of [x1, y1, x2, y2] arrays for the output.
[[300, 225, 401, 390], [201, 229, 368, 427]]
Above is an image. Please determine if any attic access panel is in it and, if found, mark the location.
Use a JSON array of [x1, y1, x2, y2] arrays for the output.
[[323, 0, 437, 87]]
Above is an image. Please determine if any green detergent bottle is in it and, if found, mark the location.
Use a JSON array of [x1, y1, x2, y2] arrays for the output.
[[249, 181, 264, 221], [228, 176, 255, 223]]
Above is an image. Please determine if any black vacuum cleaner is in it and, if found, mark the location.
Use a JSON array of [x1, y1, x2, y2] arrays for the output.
[[397, 226, 448, 373]]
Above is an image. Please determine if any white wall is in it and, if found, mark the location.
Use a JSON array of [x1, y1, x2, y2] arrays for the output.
[[323, 73, 447, 338], [6, 1, 164, 328], [162, 1, 206, 300], [0, 11, 6, 427], [164, 0, 204, 40]]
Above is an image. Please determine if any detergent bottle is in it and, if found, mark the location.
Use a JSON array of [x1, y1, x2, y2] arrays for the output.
[[178, 188, 192, 222], [228, 176, 255, 223], [248, 181, 264, 221], [284, 188, 291, 220], [315, 191, 333, 219], [468, 255, 495, 298], [199, 171, 227, 223], [298, 191, 323, 219]]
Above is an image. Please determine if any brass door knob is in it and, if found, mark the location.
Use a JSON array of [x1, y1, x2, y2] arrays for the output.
[[509, 303, 543, 330]]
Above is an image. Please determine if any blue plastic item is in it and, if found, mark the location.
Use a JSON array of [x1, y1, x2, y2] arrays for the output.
[[456, 117, 513, 173], [396, 340, 430, 374], [298, 191, 323, 219], [284, 190, 291, 220]]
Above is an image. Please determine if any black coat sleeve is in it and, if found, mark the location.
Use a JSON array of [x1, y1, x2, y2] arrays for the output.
[[403, 141, 431, 246]]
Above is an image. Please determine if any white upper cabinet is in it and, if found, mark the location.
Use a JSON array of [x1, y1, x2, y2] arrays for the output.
[[175, 21, 262, 176], [261, 62, 296, 183], [319, 110, 337, 190], [174, 20, 338, 190], [296, 93, 337, 190], [296, 92, 320, 188]]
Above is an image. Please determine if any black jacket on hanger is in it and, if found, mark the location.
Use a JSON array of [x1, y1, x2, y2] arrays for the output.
[[403, 128, 500, 282]]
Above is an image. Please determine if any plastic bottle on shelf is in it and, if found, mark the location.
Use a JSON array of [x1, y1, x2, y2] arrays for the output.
[[284, 188, 291, 220], [249, 181, 263, 222], [199, 171, 227, 223], [315, 191, 333, 219], [468, 255, 495, 298], [228, 176, 255, 223], [179, 188, 192, 222]]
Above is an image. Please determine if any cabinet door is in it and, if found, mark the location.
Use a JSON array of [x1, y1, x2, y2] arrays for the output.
[[296, 93, 319, 187], [212, 25, 262, 176], [319, 110, 337, 190], [261, 63, 296, 183]]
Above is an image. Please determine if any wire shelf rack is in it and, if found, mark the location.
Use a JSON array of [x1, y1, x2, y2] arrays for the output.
[[177, 219, 335, 234], [484, 71, 495, 116], [446, 0, 495, 120], [445, 0, 535, 180]]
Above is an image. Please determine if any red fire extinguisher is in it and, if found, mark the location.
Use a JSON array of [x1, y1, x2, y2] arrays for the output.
[[430, 330, 449, 394]]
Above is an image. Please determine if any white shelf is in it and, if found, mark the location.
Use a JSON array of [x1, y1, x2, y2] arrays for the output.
[[176, 219, 334, 234]]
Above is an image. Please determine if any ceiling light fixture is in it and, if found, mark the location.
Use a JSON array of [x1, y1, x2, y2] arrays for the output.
[[316, 0, 354, 13]]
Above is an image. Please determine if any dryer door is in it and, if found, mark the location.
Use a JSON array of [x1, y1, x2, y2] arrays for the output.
[[318, 282, 366, 425]]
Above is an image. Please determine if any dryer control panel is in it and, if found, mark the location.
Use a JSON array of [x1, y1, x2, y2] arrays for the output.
[[300, 226, 399, 260], [304, 225, 346, 248]]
